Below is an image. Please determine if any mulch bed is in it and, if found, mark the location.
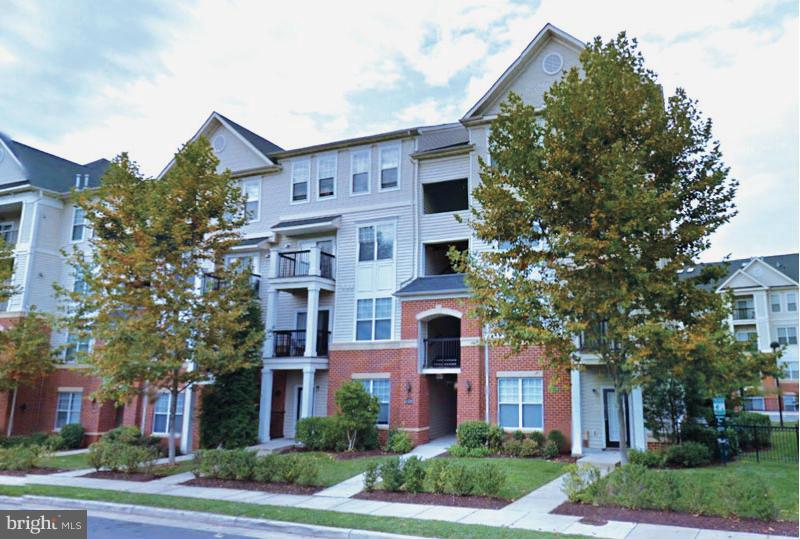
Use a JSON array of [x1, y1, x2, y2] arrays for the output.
[[436, 453, 578, 464], [553, 502, 799, 537], [83, 470, 156, 482], [354, 489, 509, 509], [183, 477, 322, 495], [0, 468, 67, 476]]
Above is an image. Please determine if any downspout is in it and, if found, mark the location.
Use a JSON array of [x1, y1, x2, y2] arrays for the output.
[[483, 324, 490, 423], [411, 139, 419, 279]]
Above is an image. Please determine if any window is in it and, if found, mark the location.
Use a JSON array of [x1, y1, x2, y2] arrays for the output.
[[71, 208, 86, 241], [291, 160, 310, 202], [357, 224, 394, 262], [784, 394, 798, 412], [498, 377, 543, 429], [734, 326, 758, 351], [356, 297, 392, 341], [379, 146, 400, 190], [242, 179, 260, 221], [787, 293, 797, 312], [73, 268, 89, 295], [771, 294, 781, 313], [777, 327, 798, 345], [74, 174, 89, 190], [743, 396, 765, 411], [785, 361, 800, 380], [152, 392, 185, 434], [422, 179, 469, 214], [64, 333, 91, 363], [317, 154, 336, 199], [361, 379, 390, 424], [55, 391, 82, 429], [351, 150, 370, 194]]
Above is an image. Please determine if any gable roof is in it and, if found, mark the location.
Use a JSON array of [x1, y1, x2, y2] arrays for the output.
[[0, 133, 109, 193], [461, 23, 585, 122], [680, 253, 799, 291], [214, 112, 284, 156]]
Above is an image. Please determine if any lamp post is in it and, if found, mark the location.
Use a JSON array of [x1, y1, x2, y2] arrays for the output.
[[771, 341, 784, 427]]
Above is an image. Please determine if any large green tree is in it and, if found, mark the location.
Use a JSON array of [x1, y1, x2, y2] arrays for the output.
[[60, 137, 262, 462], [457, 33, 741, 460]]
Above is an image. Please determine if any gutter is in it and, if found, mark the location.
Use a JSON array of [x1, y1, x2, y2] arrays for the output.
[[269, 128, 419, 160]]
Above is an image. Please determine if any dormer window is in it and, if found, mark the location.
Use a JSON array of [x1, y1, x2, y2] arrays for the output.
[[75, 174, 89, 190]]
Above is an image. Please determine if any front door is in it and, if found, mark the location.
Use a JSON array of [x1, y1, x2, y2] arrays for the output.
[[270, 371, 287, 439], [603, 388, 630, 448]]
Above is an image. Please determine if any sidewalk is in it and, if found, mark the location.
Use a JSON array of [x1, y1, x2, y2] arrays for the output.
[[1, 438, 786, 539]]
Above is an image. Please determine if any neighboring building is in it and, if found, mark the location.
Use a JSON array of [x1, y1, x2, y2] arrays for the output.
[[683, 254, 799, 415], [1, 23, 656, 455]]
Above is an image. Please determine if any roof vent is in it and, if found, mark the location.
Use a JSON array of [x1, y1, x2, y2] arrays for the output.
[[212, 134, 226, 153], [542, 53, 563, 75]]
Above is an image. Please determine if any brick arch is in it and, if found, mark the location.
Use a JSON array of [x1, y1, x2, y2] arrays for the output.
[[415, 306, 463, 322]]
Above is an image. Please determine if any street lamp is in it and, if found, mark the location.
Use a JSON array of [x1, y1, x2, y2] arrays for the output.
[[771, 341, 784, 427]]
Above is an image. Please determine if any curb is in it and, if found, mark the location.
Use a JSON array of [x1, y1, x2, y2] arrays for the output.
[[0, 495, 426, 539]]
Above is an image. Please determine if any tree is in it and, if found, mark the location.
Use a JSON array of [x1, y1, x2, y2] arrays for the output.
[[335, 381, 379, 451], [0, 310, 55, 436], [200, 298, 263, 449], [456, 33, 738, 461], [60, 137, 263, 462]]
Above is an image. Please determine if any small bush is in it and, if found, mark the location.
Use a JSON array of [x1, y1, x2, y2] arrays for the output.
[[528, 431, 546, 445], [628, 449, 665, 468], [193, 448, 257, 480], [102, 426, 143, 445], [0, 445, 44, 471], [448, 444, 492, 458], [473, 462, 505, 497], [456, 421, 490, 449], [542, 440, 560, 459], [292, 457, 320, 486], [59, 424, 85, 449], [402, 456, 426, 494], [276, 454, 302, 484], [363, 461, 380, 492], [512, 430, 526, 441], [253, 454, 280, 483], [546, 430, 567, 453], [726, 476, 777, 520], [729, 412, 771, 449], [43, 435, 65, 452], [487, 425, 505, 452], [296, 416, 347, 452], [118, 445, 159, 474], [503, 438, 538, 458], [663, 442, 710, 468], [561, 463, 601, 503], [425, 459, 449, 494], [387, 430, 413, 454], [87, 443, 108, 471], [379, 457, 404, 492], [444, 463, 474, 496]]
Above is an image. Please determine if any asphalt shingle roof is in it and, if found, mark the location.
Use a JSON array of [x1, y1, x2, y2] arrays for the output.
[[680, 253, 799, 290], [215, 112, 284, 156], [395, 274, 468, 296], [272, 215, 340, 230]]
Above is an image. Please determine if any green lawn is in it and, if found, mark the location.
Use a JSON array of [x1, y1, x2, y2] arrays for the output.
[[301, 452, 393, 487], [0, 484, 591, 539], [40, 452, 89, 470], [672, 461, 798, 521]]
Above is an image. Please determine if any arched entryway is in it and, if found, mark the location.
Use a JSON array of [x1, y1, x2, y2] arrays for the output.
[[417, 311, 461, 439]]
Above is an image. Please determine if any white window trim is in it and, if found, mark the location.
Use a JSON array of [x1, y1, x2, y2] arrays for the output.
[[777, 326, 798, 345], [290, 159, 311, 205], [378, 144, 401, 192], [54, 390, 82, 431], [63, 332, 93, 363], [354, 296, 394, 342], [316, 153, 337, 201], [356, 222, 396, 263], [786, 292, 798, 312], [70, 206, 86, 243], [151, 391, 185, 436], [361, 378, 390, 425], [770, 293, 782, 313], [497, 376, 544, 432], [241, 178, 261, 222], [350, 149, 371, 196]]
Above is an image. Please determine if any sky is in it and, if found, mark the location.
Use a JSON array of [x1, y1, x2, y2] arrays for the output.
[[0, 0, 797, 262]]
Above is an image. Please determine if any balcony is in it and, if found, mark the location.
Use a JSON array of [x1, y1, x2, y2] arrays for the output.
[[423, 337, 460, 369], [578, 321, 620, 353], [277, 250, 335, 280], [201, 272, 261, 294], [733, 307, 755, 320], [273, 329, 330, 357]]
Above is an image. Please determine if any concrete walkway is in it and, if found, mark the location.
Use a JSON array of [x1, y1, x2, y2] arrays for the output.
[[249, 438, 297, 455]]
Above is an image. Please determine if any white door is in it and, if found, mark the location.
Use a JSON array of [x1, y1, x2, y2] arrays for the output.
[[603, 389, 629, 448]]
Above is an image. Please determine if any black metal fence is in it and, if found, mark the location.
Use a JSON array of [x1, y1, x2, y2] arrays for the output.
[[729, 423, 799, 464], [423, 337, 460, 368]]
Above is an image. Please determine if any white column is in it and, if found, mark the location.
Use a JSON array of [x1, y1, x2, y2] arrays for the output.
[[268, 250, 280, 279], [630, 386, 646, 451], [264, 289, 278, 358], [304, 285, 320, 357], [753, 290, 771, 352], [258, 367, 274, 443], [179, 384, 193, 454], [301, 367, 315, 419], [570, 368, 583, 456], [308, 246, 321, 277]]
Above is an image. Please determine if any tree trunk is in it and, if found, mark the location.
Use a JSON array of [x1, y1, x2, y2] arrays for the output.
[[615, 388, 629, 463], [5, 387, 17, 437], [168, 386, 178, 464]]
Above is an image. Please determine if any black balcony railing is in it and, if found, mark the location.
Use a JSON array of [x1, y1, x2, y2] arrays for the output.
[[202, 273, 260, 294], [578, 320, 621, 352], [273, 329, 330, 357], [733, 307, 756, 320], [276, 250, 335, 279], [423, 337, 460, 369]]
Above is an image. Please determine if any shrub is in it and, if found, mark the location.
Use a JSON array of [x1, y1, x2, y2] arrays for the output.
[[561, 463, 601, 503], [0, 445, 44, 471], [547, 430, 567, 453], [726, 476, 777, 520], [59, 424, 85, 450], [444, 463, 474, 496], [387, 430, 413, 454], [102, 426, 143, 445], [335, 381, 379, 451], [474, 462, 505, 497], [512, 430, 526, 441], [487, 425, 505, 452], [425, 459, 449, 494], [503, 438, 538, 458], [118, 445, 159, 474], [402, 456, 426, 493], [663, 442, 710, 468], [296, 416, 346, 451], [448, 444, 492, 458], [379, 457, 404, 492], [456, 421, 490, 450], [363, 461, 380, 492], [292, 457, 320, 486], [87, 443, 108, 471], [253, 454, 280, 483], [193, 448, 257, 480], [528, 431, 546, 445], [628, 449, 665, 468], [542, 440, 560, 459], [276, 454, 302, 484], [729, 412, 771, 449], [43, 434, 65, 452]]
